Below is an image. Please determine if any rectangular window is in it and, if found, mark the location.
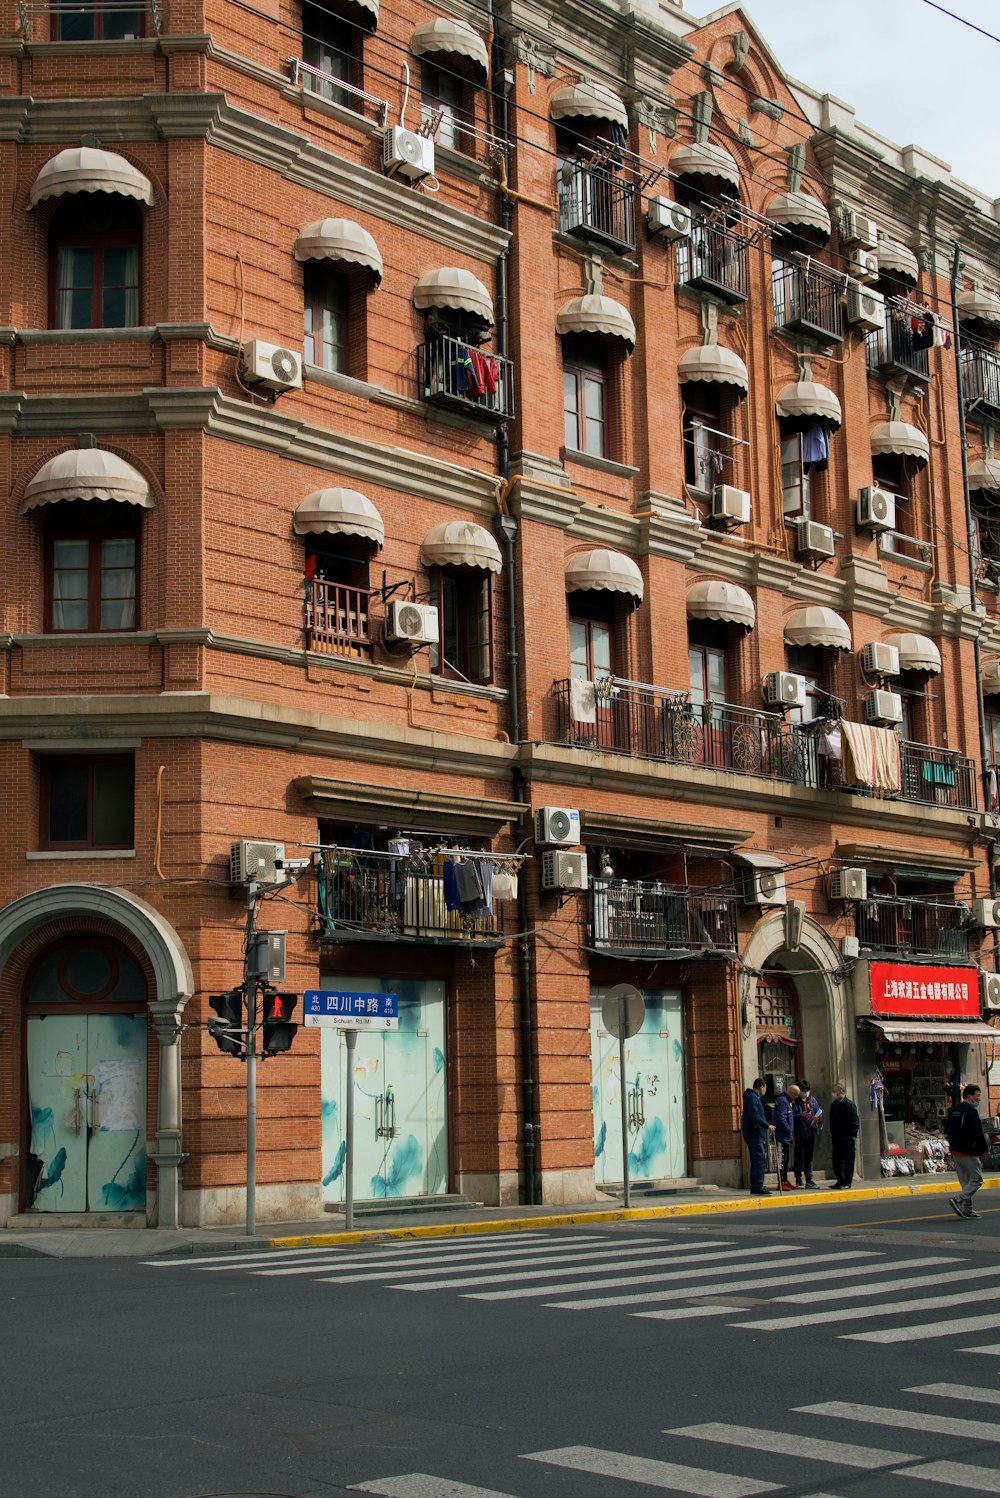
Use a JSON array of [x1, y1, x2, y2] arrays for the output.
[[55, 243, 139, 330], [781, 434, 811, 519], [563, 360, 606, 457], [430, 570, 492, 684], [301, 2, 357, 109], [54, 3, 144, 39], [421, 64, 469, 151], [41, 755, 134, 850], [304, 264, 348, 373], [49, 533, 137, 633]]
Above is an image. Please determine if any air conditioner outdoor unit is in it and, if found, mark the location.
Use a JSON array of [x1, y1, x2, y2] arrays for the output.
[[230, 840, 286, 887], [712, 484, 751, 525], [830, 867, 868, 903], [762, 671, 806, 709], [646, 196, 692, 241], [972, 897, 1000, 930], [534, 806, 581, 847], [864, 688, 904, 726], [385, 599, 439, 645], [861, 640, 900, 678], [744, 866, 787, 907], [239, 340, 303, 392], [857, 485, 896, 532], [541, 850, 589, 892], [797, 520, 836, 559], [382, 125, 435, 181], [842, 210, 878, 248], [981, 970, 1000, 1012], [851, 249, 880, 284], [847, 284, 886, 331]]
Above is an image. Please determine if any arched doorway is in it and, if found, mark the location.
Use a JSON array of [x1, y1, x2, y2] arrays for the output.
[[24, 935, 148, 1214], [754, 968, 801, 1101]]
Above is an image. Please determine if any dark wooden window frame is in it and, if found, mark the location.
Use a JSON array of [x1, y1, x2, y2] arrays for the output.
[[52, 3, 146, 39], [45, 522, 140, 634], [303, 262, 349, 374], [430, 567, 494, 685], [563, 354, 608, 458], [48, 200, 142, 330], [39, 753, 135, 851]]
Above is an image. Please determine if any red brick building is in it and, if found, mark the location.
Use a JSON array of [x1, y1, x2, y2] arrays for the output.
[[1, 0, 999, 1227]]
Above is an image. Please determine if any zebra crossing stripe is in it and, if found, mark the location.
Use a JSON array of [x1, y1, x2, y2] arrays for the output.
[[893, 1461, 1000, 1492], [321, 1239, 745, 1285], [734, 1285, 994, 1332], [142, 1231, 606, 1271], [776, 1260, 972, 1303], [907, 1384, 1000, 1405], [350, 1475, 518, 1496], [257, 1236, 668, 1279], [846, 1312, 1000, 1344], [521, 1445, 780, 1496], [665, 1423, 915, 1468], [959, 1344, 1000, 1357], [795, 1401, 997, 1441]]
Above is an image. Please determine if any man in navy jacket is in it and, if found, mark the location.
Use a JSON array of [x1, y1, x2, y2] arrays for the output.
[[772, 1083, 800, 1192], [741, 1078, 774, 1196], [948, 1084, 988, 1219]]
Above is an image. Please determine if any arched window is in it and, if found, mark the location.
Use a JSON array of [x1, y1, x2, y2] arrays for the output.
[[49, 197, 142, 330], [26, 935, 147, 1006]]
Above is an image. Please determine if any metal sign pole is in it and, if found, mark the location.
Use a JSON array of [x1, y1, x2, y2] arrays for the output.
[[245, 888, 259, 1239], [618, 1011, 630, 1210], [345, 1028, 357, 1232]]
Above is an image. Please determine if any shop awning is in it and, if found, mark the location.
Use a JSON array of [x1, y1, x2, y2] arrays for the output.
[[28, 147, 155, 208], [21, 449, 152, 511], [671, 142, 740, 191], [293, 488, 384, 546], [565, 548, 643, 600], [774, 381, 842, 429], [884, 631, 941, 674], [420, 520, 502, 573], [864, 1018, 1000, 1044], [767, 190, 831, 238], [556, 294, 635, 348], [686, 579, 755, 629], [677, 344, 748, 393], [958, 286, 1000, 330], [294, 218, 383, 283], [982, 656, 1000, 695], [410, 17, 488, 78], [550, 79, 628, 130], [870, 420, 929, 466], [784, 606, 852, 651], [875, 237, 919, 283], [969, 458, 1000, 493], [413, 267, 494, 324]]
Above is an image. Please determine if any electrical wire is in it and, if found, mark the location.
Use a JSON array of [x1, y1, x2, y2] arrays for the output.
[[921, 0, 1000, 45]]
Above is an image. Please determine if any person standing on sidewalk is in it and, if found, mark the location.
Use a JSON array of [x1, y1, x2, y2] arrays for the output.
[[741, 1078, 774, 1196], [772, 1083, 799, 1192], [793, 1080, 823, 1188], [828, 1083, 859, 1190], [948, 1084, 988, 1220]]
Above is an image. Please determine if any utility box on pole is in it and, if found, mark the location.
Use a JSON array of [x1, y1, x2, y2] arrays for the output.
[[249, 931, 286, 983]]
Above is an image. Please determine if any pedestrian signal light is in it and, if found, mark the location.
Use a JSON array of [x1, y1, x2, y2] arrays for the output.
[[207, 989, 245, 1058], [261, 990, 298, 1057]]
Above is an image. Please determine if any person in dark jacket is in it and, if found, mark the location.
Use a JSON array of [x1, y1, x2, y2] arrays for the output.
[[828, 1082, 860, 1189], [772, 1083, 800, 1192], [793, 1079, 823, 1188], [948, 1084, 988, 1219], [741, 1078, 774, 1195]]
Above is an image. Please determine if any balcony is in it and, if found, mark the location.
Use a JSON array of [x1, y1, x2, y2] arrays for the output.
[[558, 162, 637, 254], [772, 259, 844, 343], [866, 309, 930, 382], [318, 848, 505, 945], [419, 334, 514, 421], [854, 895, 970, 959], [305, 579, 371, 658], [589, 879, 738, 958], [803, 733, 977, 812], [960, 344, 1000, 423], [676, 219, 749, 304], [17, 0, 160, 37]]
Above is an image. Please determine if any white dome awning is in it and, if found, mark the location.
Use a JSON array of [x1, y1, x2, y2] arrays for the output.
[[294, 219, 383, 284], [671, 142, 740, 191], [958, 287, 1000, 330], [550, 80, 628, 131], [767, 190, 831, 237], [413, 267, 493, 324], [969, 458, 1000, 493], [870, 420, 929, 466], [565, 549, 643, 601], [784, 606, 852, 651], [686, 579, 755, 629], [775, 381, 842, 429], [884, 631, 941, 674], [28, 147, 154, 209], [982, 656, 1000, 695], [420, 520, 502, 573], [411, 17, 488, 78], [21, 449, 152, 512], [293, 488, 384, 546], [678, 345, 749, 394], [875, 237, 919, 283], [344, 0, 378, 29], [556, 294, 635, 348]]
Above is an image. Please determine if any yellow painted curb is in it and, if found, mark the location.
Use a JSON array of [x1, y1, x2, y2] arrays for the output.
[[268, 1175, 996, 1249]]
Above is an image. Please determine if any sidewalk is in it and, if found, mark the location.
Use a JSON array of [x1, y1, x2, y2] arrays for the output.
[[0, 1172, 990, 1258]]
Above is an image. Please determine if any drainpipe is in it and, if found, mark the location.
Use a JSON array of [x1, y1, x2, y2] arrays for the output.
[[490, 2, 535, 1204]]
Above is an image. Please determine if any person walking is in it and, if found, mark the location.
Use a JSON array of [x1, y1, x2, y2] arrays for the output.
[[948, 1083, 988, 1219], [793, 1079, 823, 1188], [828, 1082, 860, 1190], [741, 1077, 774, 1196], [772, 1083, 799, 1192]]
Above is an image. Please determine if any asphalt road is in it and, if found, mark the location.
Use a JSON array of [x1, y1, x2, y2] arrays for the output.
[[3, 1196, 999, 1498]]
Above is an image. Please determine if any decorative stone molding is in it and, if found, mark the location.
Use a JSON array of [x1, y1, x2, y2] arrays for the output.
[[633, 98, 676, 153], [513, 34, 555, 93]]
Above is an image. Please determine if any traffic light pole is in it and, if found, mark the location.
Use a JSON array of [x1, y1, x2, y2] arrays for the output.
[[245, 886, 259, 1238], [344, 1028, 357, 1232]]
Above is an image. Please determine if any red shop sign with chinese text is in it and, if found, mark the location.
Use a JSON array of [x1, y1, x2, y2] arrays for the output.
[[869, 962, 979, 1018]]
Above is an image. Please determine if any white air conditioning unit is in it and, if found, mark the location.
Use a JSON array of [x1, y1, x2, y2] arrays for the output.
[[230, 839, 286, 887], [646, 196, 692, 241], [382, 125, 435, 181], [857, 485, 896, 532], [239, 340, 303, 392], [542, 849, 588, 892], [712, 484, 751, 525], [850, 249, 880, 284], [385, 599, 439, 645], [972, 897, 1000, 930], [847, 284, 886, 331], [762, 671, 806, 709], [861, 640, 900, 678], [797, 520, 836, 559], [981, 970, 1000, 1012], [830, 867, 868, 903], [864, 688, 904, 726], [744, 866, 787, 907], [534, 806, 581, 847], [842, 210, 878, 248]]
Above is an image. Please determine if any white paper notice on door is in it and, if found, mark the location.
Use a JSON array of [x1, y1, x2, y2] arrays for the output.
[[94, 1058, 143, 1132]]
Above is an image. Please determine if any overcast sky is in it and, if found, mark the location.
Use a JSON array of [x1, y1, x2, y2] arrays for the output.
[[687, 0, 1000, 200]]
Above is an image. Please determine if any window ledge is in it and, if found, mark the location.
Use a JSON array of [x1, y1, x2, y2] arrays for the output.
[[552, 230, 637, 274], [304, 363, 379, 400], [17, 327, 158, 345], [280, 80, 383, 139], [27, 850, 136, 860], [561, 447, 639, 480]]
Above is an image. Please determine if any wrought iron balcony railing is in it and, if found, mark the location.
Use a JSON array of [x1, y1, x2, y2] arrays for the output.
[[318, 847, 504, 944], [854, 895, 970, 958], [419, 334, 514, 420], [772, 258, 844, 342], [17, 0, 160, 36], [589, 879, 738, 957], [676, 219, 749, 304], [801, 731, 977, 811], [960, 344, 1000, 423], [305, 579, 371, 657], [558, 162, 637, 254], [866, 308, 930, 381]]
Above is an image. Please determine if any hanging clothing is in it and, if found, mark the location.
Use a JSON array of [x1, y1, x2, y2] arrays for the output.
[[477, 859, 493, 915], [840, 719, 901, 793], [818, 721, 842, 761], [450, 345, 476, 395], [454, 859, 485, 907], [800, 422, 829, 468], [607, 120, 626, 168], [569, 677, 597, 724], [492, 869, 517, 902], [442, 857, 461, 911]]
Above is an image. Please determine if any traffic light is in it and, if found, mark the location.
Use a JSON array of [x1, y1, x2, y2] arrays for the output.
[[208, 989, 245, 1058], [261, 990, 298, 1057]]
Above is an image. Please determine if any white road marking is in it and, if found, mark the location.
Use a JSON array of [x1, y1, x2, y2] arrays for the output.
[[960, 1345, 1000, 1357], [847, 1312, 1000, 1344], [546, 1254, 893, 1311], [255, 1237, 670, 1279], [522, 1445, 780, 1496], [894, 1462, 1000, 1492], [141, 1230, 604, 1270], [735, 1286, 994, 1332], [666, 1422, 915, 1469], [798, 1401, 998, 1440], [777, 1261, 976, 1303], [350, 1476, 519, 1497], [906, 1384, 1000, 1405]]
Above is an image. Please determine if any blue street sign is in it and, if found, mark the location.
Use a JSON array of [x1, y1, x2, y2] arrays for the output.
[[302, 990, 400, 1029]]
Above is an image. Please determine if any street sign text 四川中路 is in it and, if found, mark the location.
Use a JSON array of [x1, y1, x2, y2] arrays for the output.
[[303, 990, 400, 1029]]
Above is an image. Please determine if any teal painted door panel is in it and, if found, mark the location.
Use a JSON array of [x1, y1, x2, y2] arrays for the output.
[[591, 987, 687, 1186], [27, 1014, 88, 1212]]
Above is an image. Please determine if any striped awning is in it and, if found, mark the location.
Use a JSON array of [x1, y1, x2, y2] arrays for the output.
[[767, 190, 831, 238], [556, 294, 635, 348], [870, 420, 929, 467], [884, 632, 941, 674], [775, 381, 842, 429], [565, 549, 643, 600], [294, 219, 383, 284], [28, 147, 154, 208], [671, 142, 740, 191], [678, 345, 749, 394], [21, 449, 152, 511], [969, 459, 1000, 492], [420, 520, 502, 573], [958, 287, 1000, 329], [686, 579, 755, 629], [875, 238, 919, 283], [864, 1018, 998, 1044], [413, 268, 494, 324], [551, 79, 628, 130], [411, 17, 488, 78], [293, 488, 384, 546], [784, 606, 852, 651], [982, 656, 1000, 695]]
